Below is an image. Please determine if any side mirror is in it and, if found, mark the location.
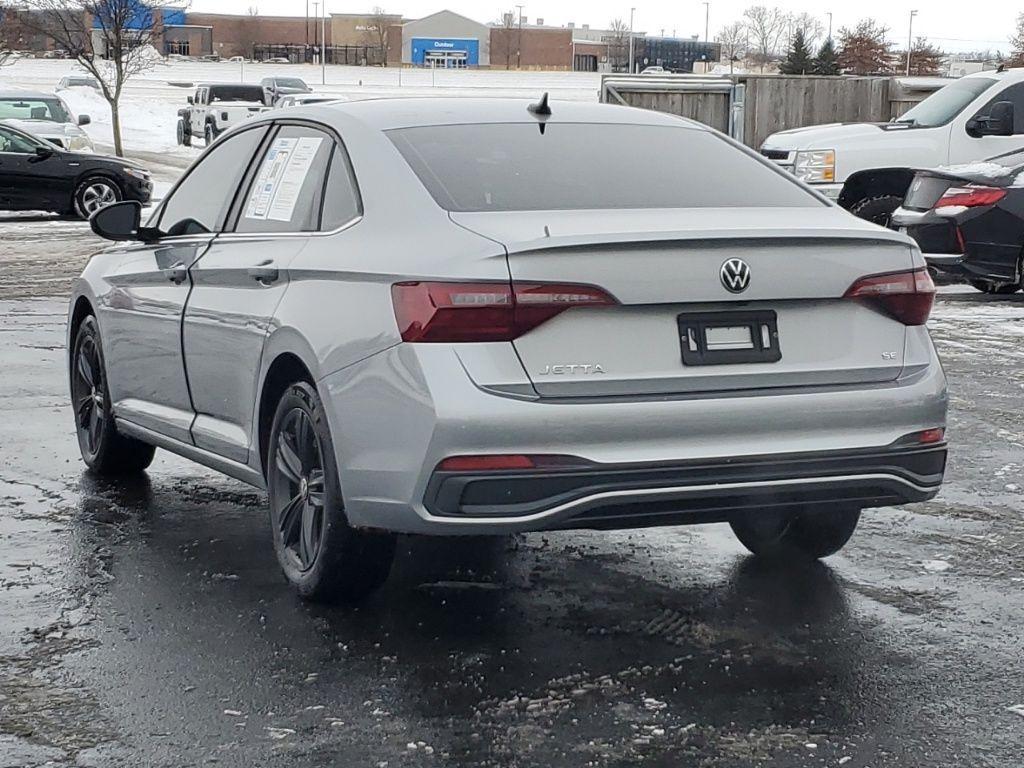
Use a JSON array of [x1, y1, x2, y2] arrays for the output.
[[77, 114, 91, 126], [29, 145, 54, 163], [90, 200, 143, 241], [187, 96, 194, 104], [968, 101, 1015, 137]]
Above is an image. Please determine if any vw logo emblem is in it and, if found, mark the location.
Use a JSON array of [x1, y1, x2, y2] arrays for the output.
[[720, 258, 752, 294]]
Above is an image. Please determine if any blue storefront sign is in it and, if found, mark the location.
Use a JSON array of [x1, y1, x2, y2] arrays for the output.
[[411, 38, 479, 66]]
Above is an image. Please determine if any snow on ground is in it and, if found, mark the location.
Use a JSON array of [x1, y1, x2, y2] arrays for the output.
[[0, 58, 603, 157]]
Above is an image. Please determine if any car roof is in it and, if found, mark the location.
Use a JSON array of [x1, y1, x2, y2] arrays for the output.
[[297, 97, 706, 132], [0, 90, 60, 99]]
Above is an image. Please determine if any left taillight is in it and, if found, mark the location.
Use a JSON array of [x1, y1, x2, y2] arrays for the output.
[[935, 185, 1007, 210], [844, 268, 936, 326], [391, 281, 617, 343]]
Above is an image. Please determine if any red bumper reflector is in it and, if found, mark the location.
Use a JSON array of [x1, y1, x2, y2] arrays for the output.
[[917, 428, 945, 445], [436, 454, 588, 472]]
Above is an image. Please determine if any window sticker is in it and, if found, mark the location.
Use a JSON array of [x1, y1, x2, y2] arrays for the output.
[[243, 136, 324, 222]]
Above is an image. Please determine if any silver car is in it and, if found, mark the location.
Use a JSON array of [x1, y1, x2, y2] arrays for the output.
[[69, 98, 949, 602]]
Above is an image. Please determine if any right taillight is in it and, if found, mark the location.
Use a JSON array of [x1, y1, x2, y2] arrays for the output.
[[391, 281, 617, 343], [935, 185, 1007, 210], [844, 268, 936, 326]]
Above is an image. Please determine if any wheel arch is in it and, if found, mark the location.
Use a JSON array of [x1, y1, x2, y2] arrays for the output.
[[73, 169, 125, 199], [838, 168, 916, 211], [68, 294, 95, 371], [256, 351, 318, 479]]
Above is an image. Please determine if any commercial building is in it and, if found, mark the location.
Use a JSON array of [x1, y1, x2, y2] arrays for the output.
[[638, 37, 721, 73], [398, 10, 490, 68]]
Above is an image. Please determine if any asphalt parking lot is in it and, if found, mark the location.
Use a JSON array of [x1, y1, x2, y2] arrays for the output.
[[1, 216, 1023, 767]]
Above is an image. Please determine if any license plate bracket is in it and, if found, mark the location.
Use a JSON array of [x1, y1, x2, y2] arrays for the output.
[[677, 310, 782, 366]]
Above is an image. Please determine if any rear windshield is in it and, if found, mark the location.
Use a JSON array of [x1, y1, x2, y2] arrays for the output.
[[387, 123, 821, 212], [0, 97, 70, 123], [209, 86, 265, 103], [275, 78, 308, 88]]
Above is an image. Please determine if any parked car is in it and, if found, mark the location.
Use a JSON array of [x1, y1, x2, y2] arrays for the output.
[[761, 68, 1024, 225], [72, 98, 947, 602], [261, 76, 313, 106], [641, 66, 667, 75], [0, 122, 150, 218], [0, 90, 93, 151], [265, 57, 292, 64], [176, 83, 269, 146], [891, 151, 1024, 294], [57, 75, 101, 91], [276, 94, 346, 108]]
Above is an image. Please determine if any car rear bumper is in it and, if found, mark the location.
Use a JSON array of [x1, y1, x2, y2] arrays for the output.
[[424, 444, 946, 530], [321, 340, 948, 536]]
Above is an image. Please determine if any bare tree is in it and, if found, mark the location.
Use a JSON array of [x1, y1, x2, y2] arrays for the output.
[[715, 20, 748, 61], [606, 17, 630, 73], [366, 7, 392, 66], [20, 0, 187, 156], [1011, 13, 1024, 67], [491, 10, 518, 70], [743, 5, 788, 72]]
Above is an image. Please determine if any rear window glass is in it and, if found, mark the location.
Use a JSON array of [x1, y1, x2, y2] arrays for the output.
[[387, 123, 821, 212], [209, 86, 265, 103]]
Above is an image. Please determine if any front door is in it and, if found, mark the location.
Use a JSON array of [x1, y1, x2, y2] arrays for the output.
[[101, 123, 271, 445], [0, 125, 69, 211], [183, 123, 336, 465], [949, 82, 1024, 165]]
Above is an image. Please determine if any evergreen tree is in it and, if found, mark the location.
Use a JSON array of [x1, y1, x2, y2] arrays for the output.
[[813, 37, 841, 75], [779, 28, 814, 74]]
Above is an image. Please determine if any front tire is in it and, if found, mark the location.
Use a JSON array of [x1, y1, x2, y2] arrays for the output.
[[731, 506, 861, 560], [73, 176, 122, 219], [850, 194, 903, 228], [70, 316, 156, 475], [176, 118, 192, 147], [204, 122, 217, 145], [267, 382, 395, 603]]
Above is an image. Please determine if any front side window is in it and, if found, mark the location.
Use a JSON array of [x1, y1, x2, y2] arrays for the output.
[[0, 97, 71, 123], [236, 125, 334, 234], [0, 125, 43, 154], [388, 122, 821, 212], [976, 83, 1024, 134], [898, 77, 997, 128], [156, 126, 268, 235]]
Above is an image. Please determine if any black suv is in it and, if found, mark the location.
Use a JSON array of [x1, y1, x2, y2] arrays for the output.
[[0, 122, 151, 219]]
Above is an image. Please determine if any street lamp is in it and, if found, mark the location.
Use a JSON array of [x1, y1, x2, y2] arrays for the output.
[[628, 7, 635, 74], [516, 4, 524, 69], [702, 2, 710, 44], [906, 10, 918, 76], [826, 11, 833, 41], [311, 1, 319, 65], [321, 0, 327, 85]]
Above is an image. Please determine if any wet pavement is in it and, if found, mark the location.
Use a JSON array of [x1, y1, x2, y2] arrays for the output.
[[1, 218, 1023, 767]]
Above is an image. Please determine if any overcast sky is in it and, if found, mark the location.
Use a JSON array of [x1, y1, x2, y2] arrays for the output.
[[192, 1, 1016, 54]]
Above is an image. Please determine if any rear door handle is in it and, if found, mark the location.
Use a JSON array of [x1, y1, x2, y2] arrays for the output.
[[163, 265, 188, 284], [248, 262, 280, 285]]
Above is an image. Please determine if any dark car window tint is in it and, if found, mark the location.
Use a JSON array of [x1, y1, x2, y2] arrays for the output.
[[0, 125, 42, 153], [236, 125, 333, 234], [978, 83, 1024, 134], [157, 126, 268, 234], [388, 123, 821, 212], [321, 143, 362, 230]]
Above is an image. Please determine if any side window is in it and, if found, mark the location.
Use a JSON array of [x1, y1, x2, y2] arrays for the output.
[[978, 83, 1024, 134], [322, 143, 362, 230], [157, 126, 268, 235], [0, 126, 38, 154], [235, 125, 333, 234]]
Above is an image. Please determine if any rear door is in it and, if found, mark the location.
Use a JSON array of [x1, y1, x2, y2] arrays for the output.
[[182, 122, 353, 463]]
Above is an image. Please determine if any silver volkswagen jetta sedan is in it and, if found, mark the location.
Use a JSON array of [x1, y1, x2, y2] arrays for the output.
[[69, 98, 948, 602]]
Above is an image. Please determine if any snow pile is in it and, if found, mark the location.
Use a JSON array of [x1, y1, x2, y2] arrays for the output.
[[939, 162, 1016, 178]]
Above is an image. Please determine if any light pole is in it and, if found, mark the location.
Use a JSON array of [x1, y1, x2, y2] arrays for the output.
[[311, 1, 319, 65], [321, 1, 327, 85], [826, 12, 833, 41], [906, 10, 918, 76], [628, 7, 635, 74], [516, 4, 524, 69], [703, 2, 710, 44]]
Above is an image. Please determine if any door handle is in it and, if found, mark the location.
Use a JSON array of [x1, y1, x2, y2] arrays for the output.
[[163, 265, 188, 284], [248, 262, 280, 285]]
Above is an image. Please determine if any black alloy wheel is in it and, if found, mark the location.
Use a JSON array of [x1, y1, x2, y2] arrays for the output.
[[271, 407, 327, 572]]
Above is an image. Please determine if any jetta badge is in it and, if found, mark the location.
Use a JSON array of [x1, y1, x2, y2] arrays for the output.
[[720, 258, 752, 294]]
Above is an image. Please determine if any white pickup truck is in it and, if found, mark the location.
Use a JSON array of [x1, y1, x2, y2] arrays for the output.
[[176, 83, 270, 147], [761, 68, 1024, 224]]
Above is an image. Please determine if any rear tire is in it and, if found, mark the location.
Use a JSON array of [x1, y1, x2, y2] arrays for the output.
[[850, 194, 903, 228], [969, 279, 1020, 295], [204, 122, 217, 146], [731, 507, 861, 560], [176, 118, 191, 147], [70, 316, 156, 475], [266, 382, 395, 603]]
